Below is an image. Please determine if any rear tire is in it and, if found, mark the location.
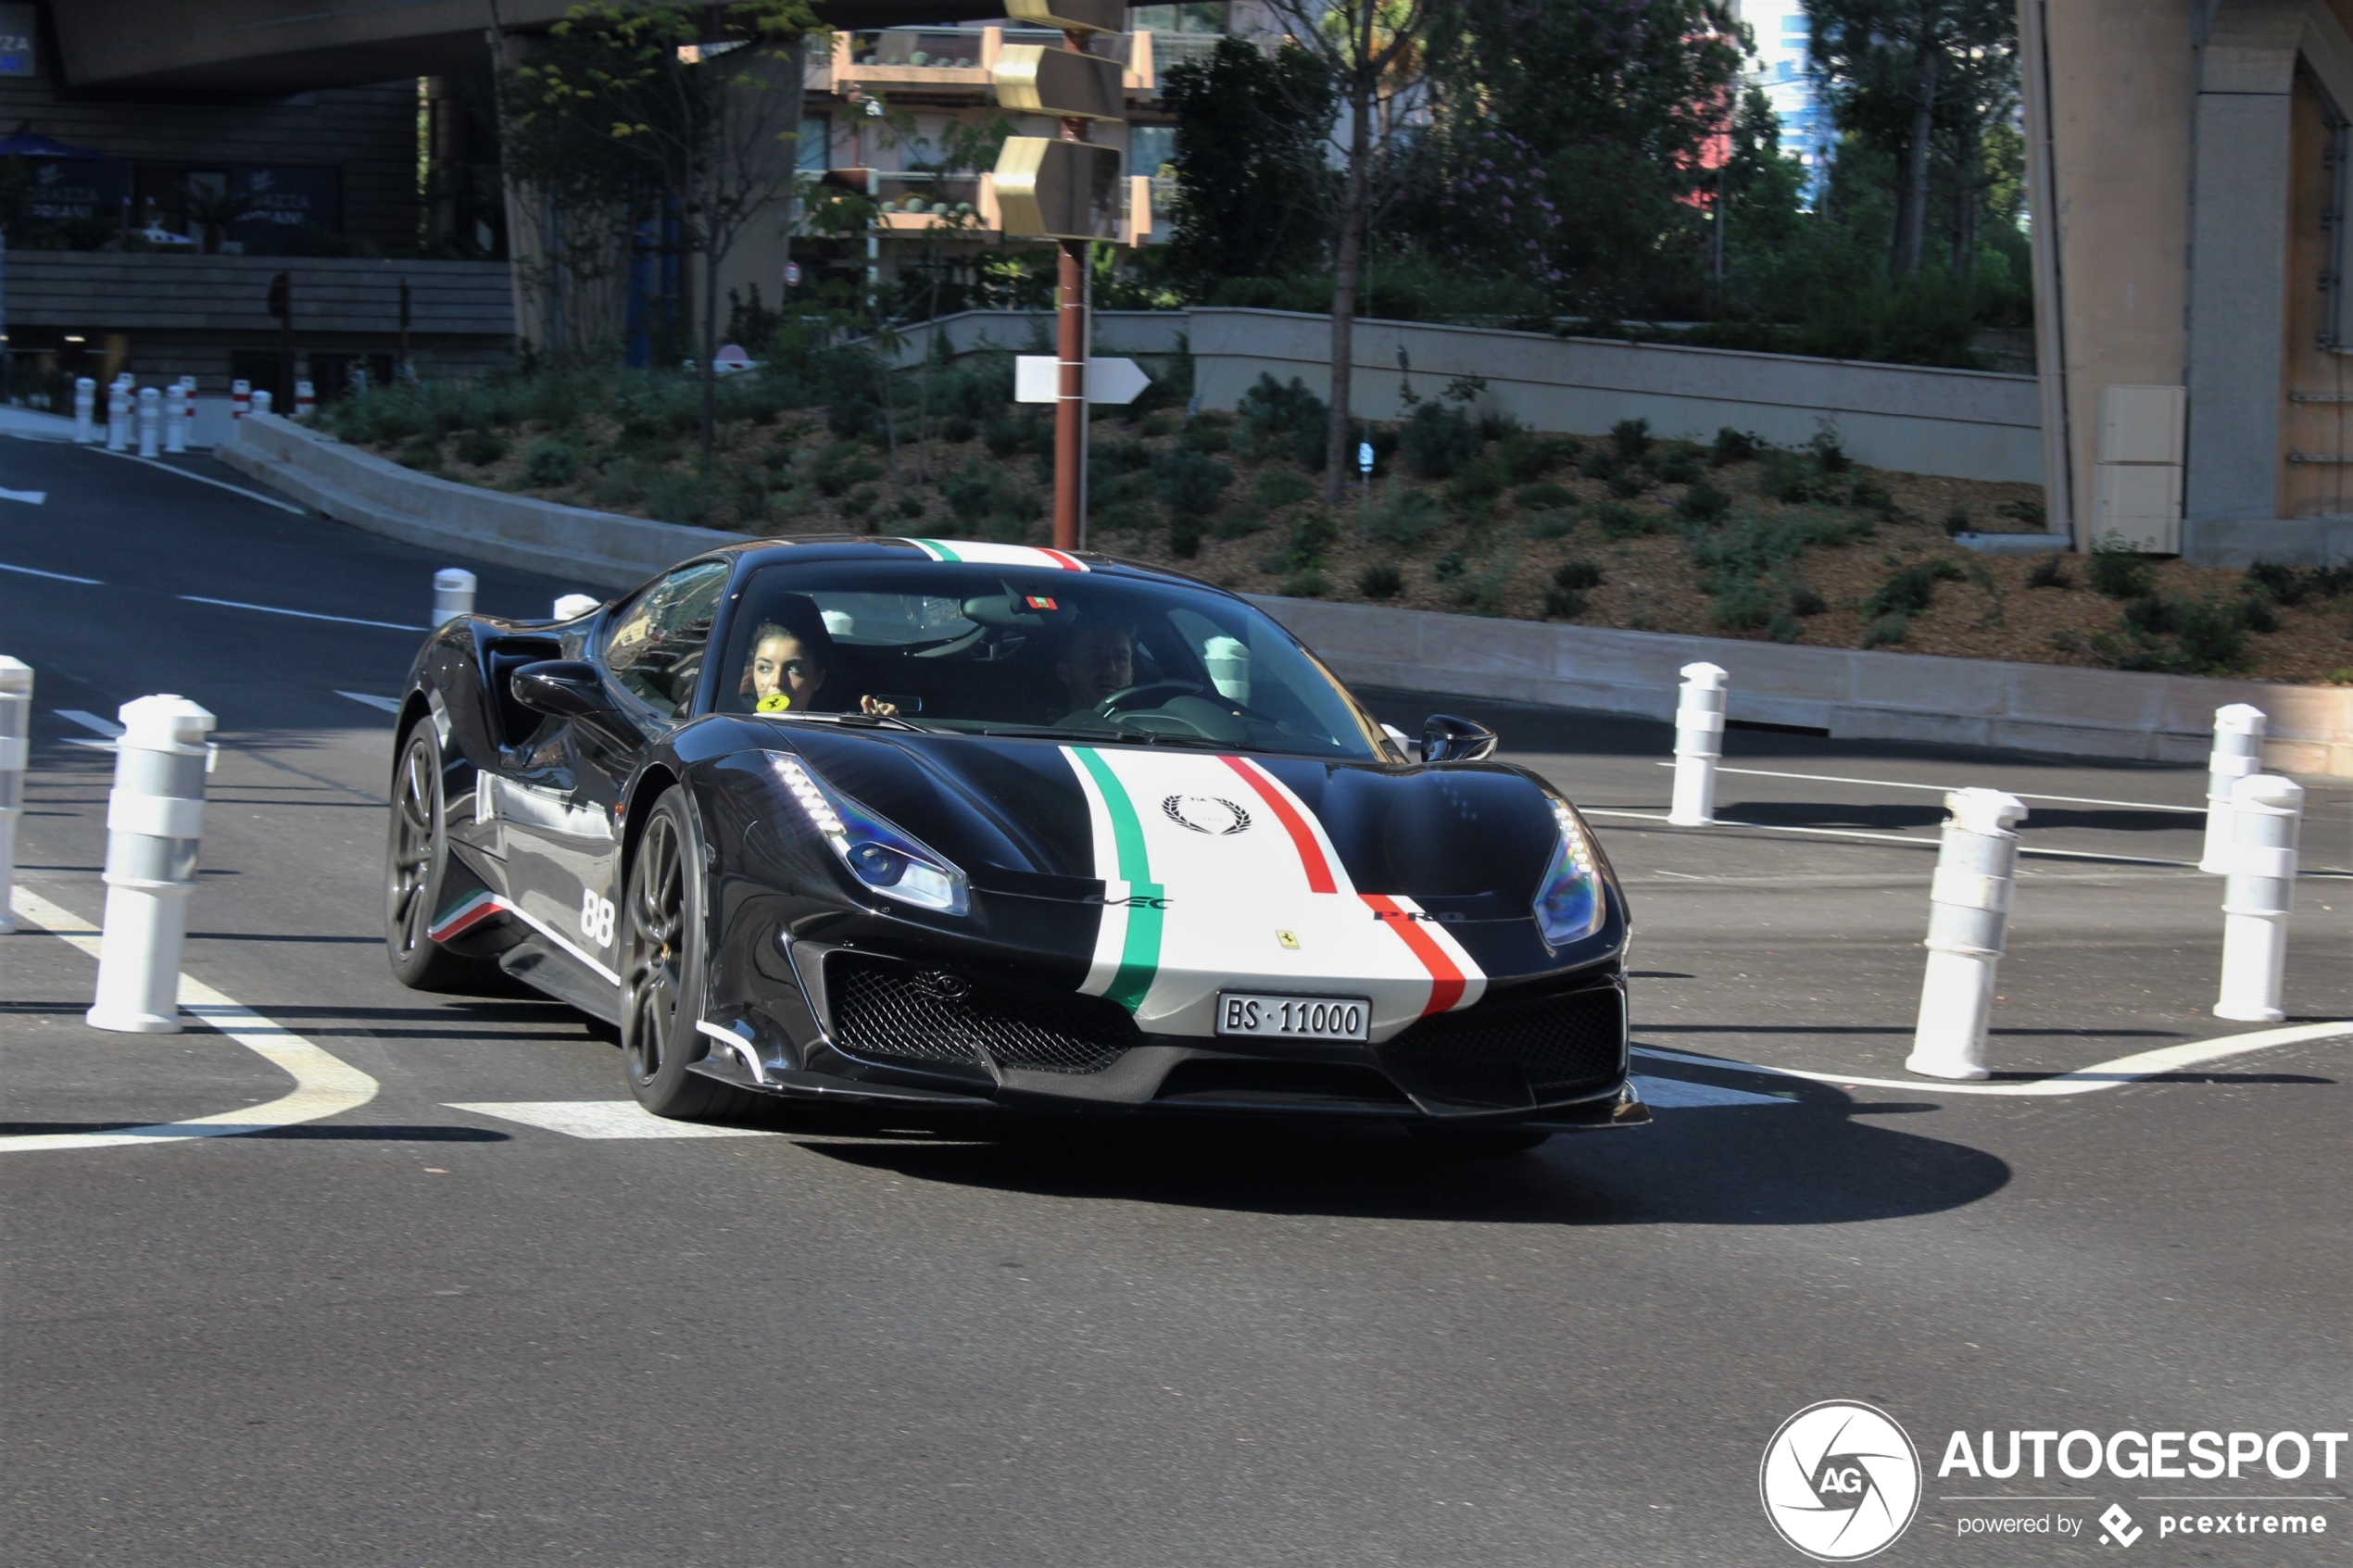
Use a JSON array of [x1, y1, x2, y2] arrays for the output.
[[620, 787, 757, 1121], [384, 723, 502, 993], [1407, 1124, 1553, 1158]]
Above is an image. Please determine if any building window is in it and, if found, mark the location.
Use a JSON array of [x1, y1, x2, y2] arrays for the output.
[[1128, 124, 1176, 179], [799, 116, 830, 174]]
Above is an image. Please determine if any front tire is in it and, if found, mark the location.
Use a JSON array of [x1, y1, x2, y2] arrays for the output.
[[384, 723, 500, 993], [620, 787, 755, 1121]]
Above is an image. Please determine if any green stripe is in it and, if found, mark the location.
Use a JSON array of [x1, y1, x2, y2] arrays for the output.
[[1073, 747, 1163, 1012], [916, 538, 962, 562]]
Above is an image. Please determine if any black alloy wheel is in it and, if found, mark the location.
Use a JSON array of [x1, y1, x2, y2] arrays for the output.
[[620, 786, 754, 1121], [384, 722, 498, 992]]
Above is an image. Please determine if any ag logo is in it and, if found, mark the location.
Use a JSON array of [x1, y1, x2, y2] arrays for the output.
[[1162, 794, 1252, 835], [1759, 1400, 1921, 1562]]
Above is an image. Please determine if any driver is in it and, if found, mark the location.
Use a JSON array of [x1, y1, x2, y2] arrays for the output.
[[741, 596, 896, 716], [1051, 613, 1137, 721]]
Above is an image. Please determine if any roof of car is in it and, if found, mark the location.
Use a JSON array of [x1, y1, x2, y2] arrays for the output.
[[718, 535, 1232, 596]]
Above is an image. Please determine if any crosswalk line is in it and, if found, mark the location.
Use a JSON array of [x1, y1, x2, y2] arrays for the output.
[[445, 1100, 776, 1139]]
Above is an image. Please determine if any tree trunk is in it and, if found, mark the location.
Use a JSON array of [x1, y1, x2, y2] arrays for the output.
[[1325, 65, 1373, 504], [1892, 28, 1939, 276]]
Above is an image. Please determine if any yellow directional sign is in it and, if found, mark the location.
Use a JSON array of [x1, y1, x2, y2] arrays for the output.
[[992, 44, 1126, 120], [1004, 0, 1126, 35], [992, 137, 1124, 241]]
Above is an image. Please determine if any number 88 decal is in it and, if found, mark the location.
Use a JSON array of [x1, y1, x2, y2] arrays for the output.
[[579, 886, 617, 947]]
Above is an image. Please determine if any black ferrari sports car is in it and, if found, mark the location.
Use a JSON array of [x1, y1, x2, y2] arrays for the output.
[[384, 536, 1642, 1146]]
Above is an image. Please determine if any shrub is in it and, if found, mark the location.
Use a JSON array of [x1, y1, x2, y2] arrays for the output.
[[1647, 444, 1703, 484], [1846, 477, 1895, 514], [1169, 517, 1206, 558], [2088, 543, 2159, 599], [1767, 611, 1805, 644], [1578, 445, 1620, 482], [1181, 422, 1231, 454], [1808, 424, 1852, 473], [1861, 613, 1909, 648], [1609, 417, 1653, 461], [1284, 510, 1340, 571], [2026, 553, 2072, 589], [1500, 429, 1571, 481], [2094, 595, 2252, 675], [1254, 469, 1317, 508], [453, 429, 509, 467], [1515, 482, 1575, 510], [1711, 427, 1765, 465], [1400, 401, 1478, 479], [841, 485, 878, 522], [828, 398, 881, 439], [1943, 506, 1972, 537], [813, 442, 884, 497], [941, 414, 977, 445], [982, 412, 1039, 458], [2244, 560, 2353, 604], [395, 433, 442, 470], [1994, 497, 2047, 529], [1676, 482, 1731, 522], [1433, 548, 1467, 582], [1554, 559, 1604, 591], [1445, 456, 1508, 518], [1755, 448, 1819, 503], [1239, 374, 1324, 435], [1214, 507, 1269, 539], [1358, 562, 1403, 599], [592, 459, 644, 507], [1282, 569, 1331, 597], [522, 441, 578, 486], [1151, 447, 1232, 515], [1139, 409, 1179, 437], [1528, 509, 1577, 540], [1096, 437, 1152, 474], [641, 470, 715, 527], [1785, 582, 1828, 617], [1365, 488, 1444, 547], [1864, 559, 1964, 619], [1595, 501, 1655, 539], [1605, 469, 1650, 499], [1711, 578, 1775, 630], [894, 493, 926, 520], [1542, 586, 1588, 620]]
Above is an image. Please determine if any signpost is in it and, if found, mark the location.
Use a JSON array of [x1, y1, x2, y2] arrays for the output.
[[990, 0, 1129, 552], [1013, 355, 1150, 407]]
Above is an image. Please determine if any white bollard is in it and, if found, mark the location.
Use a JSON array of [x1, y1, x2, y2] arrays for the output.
[[552, 593, 601, 620], [86, 696, 217, 1034], [136, 387, 162, 458], [232, 379, 251, 420], [2213, 773, 2303, 1022], [1905, 788, 2029, 1081], [72, 377, 96, 444], [0, 658, 28, 935], [295, 379, 316, 421], [251, 389, 272, 417], [2197, 703, 2266, 874], [105, 383, 131, 451], [1667, 661, 1729, 826], [163, 383, 188, 454], [180, 377, 198, 433], [434, 569, 477, 623]]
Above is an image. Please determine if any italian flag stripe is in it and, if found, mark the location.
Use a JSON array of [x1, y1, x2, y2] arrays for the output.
[[1361, 892, 1470, 1016], [1069, 746, 1164, 1011], [912, 538, 963, 562], [1218, 755, 1338, 893]]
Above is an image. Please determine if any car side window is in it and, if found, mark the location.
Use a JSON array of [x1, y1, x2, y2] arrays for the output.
[[603, 561, 731, 719]]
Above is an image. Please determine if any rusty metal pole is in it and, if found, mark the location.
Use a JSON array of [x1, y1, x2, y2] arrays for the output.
[[1051, 31, 1090, 553]]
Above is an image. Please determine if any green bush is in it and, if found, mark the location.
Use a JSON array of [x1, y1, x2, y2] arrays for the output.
[[1808, 426, 1852, 474], [1578, 445, 1620, 482], [1785, 582, 1828, 617], [1169, 517, 1206, 558], [1365, 488, 1444, 547], [813, 443, 884, 497], [1554, 559, 1604, 591], [1284, 510, 1340, 571], [1647, 444, 1703, 484], [1445, 456, 1508, 518], [2093, 595, 2253, 675], [1609, 418, 1653, 461], [1282, 569, 1331, 597], [2026, 553, 2071, 589], [1861, 613, 1910, 648], [395, 433, 442, 470], [1433, 548, 1466, 581], [1515, 482, 1575, 510], [1151, 447, 1233, 515], [2087, 543, 2159, 599], [1712, 579, 1775, 630], [1542, 586, 1588, 620], [1500, 429, 1572, 481], [1528, 509, 1577, 540], [522, 441, 578, 486], [1676, 482, 1731, 521], [1096, 437, 1152, 474], [1767, 611, 1805, 643], [1400, 401, 1478, 479], [1254, 469, 1317, 508], [1358, 562, 1403, 599], [1181, 422, 1231, 454], [1595, 501, 1655, 539], [641, 470, 715, 527], [1863, 560, 1965, 619], [1755, 448, 1820, 503], [1711, 427, 1765, 465], [453, 429, 509, 467]]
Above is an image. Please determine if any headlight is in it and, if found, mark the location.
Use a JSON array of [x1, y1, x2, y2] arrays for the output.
[[767, 753, 969, 915], [1533, 796, 1604, 947]]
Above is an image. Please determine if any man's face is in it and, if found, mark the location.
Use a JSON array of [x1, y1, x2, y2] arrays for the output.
[[1060, 628, 1133, 709]]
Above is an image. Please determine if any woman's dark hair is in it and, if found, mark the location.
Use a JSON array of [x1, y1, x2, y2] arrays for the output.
[[736, 593, 833, 696]]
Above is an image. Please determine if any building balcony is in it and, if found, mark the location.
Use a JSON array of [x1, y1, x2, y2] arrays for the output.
[[812, 26, 1177, 99]]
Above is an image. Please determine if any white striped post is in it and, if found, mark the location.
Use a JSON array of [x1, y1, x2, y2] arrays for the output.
[[434, 569, 477, 623], [1905, 788, 2029, 1081], [0, 658, 29, 935], [2197, 704, 2266, 874], [135, 386, 162, 458], [1668, 661, 1729, 826], [105, 382, 131, 451], [163, 383, 189, 454], [72, 377, 95, 444], [232, 379, 251, 420], [2214, 774, 2303, 1022], [86, 696, 217, 1034]]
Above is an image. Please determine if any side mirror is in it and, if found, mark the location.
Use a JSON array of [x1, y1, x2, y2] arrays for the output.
[[1422, 713, 1497, 763], [510, 659, 613, 720]]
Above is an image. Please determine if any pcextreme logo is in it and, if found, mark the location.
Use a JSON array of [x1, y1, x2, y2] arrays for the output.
[[1761, 1400, 1925, 1562]]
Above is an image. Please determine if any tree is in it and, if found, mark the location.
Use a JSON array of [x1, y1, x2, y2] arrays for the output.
[[1160, 37, 1337, 291], [501, 2, 821, 458], [1253, 0, 1438, 500]]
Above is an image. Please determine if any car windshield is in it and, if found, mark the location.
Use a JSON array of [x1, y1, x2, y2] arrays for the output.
[[712, 555, 1392, 759]]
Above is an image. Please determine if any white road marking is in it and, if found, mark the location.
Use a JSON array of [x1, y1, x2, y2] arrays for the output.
[[2, 885, 382, 1152], [335, 690, 404, 714], [1, 560, 99, 584], [92, 447, 309, 514], [56, 709, 124, 737], [1585, 806, 2209, 871], [445, 1101, 775, 1139], [1649, 760, 2206, 814], [1630, 1073, 1793, 1109], [0, 486, 46, 505], [1632, 1018, 2353, 1098], [180, 595, 425, 633]]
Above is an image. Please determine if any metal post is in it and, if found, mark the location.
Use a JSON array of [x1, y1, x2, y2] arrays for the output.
[[1905, 788, 2029, 1081], [136, 386, 162, 458], [1667, 662, 1729, 826], [72, 377, 95, 444], [2214, 773, 2303, 1022], [2198, 703, 2266, 873], [86, 696, 217, 1034], [434, 569, 478, 623], [0, 658, 28, 935], [105, 381, 130, 451], [1051, 30, 1092, 556]]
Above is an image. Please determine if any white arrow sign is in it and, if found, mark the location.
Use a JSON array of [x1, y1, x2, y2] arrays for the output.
[[1014, 355, 1152, 407]]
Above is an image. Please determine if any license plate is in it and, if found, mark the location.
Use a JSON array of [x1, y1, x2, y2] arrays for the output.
[[1215, 992, 1371, 1043]]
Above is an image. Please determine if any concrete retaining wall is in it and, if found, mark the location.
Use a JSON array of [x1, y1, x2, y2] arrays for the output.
[[1192, 308, 2048, 488], [1246, 596, 2353, 778], [873, 309, 1189, 371], [218, 413, 738, 594]]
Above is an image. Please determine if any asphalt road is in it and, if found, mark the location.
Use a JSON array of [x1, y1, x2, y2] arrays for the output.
[[3, 435, 2348, 1568]]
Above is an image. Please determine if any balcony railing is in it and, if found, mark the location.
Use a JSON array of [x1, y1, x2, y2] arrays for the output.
[[814, 26, 1188, 96]]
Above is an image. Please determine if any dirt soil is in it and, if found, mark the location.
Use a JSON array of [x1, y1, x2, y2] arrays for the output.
[[375, 408, 2353, 688]]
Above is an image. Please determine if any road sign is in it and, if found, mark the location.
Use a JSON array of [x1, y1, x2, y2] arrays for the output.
[[1004, 0, 1126, 33], [993, 45, 1125, 119], [1014, 355, 1151, 407], [992, 137, 1123, 240], [785, 261, 801, 286]]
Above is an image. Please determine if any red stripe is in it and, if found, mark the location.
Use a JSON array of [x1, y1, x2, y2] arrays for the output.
[[1036, 547, 1085, 571], [427, 895, 505, 943], [1220, 755, 1335, 893], [1362, 894, 1466, 1016]]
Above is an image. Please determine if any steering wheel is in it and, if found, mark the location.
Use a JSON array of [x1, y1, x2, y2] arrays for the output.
[[1092, 680, 1204, 717]]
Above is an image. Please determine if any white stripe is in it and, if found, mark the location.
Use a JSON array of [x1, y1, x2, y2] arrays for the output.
[[92, 446, 310, 513], [181, 595, 426, 633], [0, 487, 46, 505], [486, 893, 622, 985], [446, 1101, 774, 1139], [1, 885, 381, 1153], [1, 559, 98, 583], [1630, 1019, 2353, 1098], [912, 539, 1088, 571], [57, 709, 124, 737], [1630, 1073, 1793, 1109], [1060, 745, 1132, 998], [335, 689, 404, 714], [1583, 807, 2209, 871], [1649, 760, 2208, 814]]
